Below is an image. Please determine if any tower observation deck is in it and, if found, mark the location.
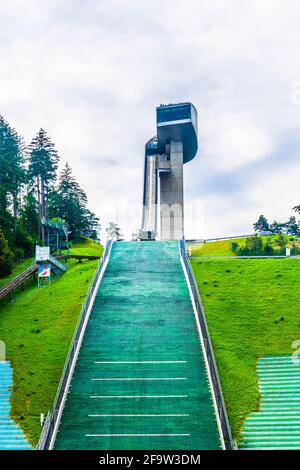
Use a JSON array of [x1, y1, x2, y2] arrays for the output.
[[140, 102, 198, 241]]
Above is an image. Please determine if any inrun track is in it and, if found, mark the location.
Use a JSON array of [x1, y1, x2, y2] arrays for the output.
[[54, 241, 221, 450]]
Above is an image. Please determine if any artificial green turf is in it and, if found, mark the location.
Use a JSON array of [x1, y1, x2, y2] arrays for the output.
[[0, 238, 103, 446], [191, 258, 300, 443], [55, 242, 221, 450]]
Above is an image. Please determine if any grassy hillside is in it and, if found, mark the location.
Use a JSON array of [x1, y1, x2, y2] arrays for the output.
[[68, 237, 103, 256], [0, 238, 103, 446], [0, 258, 34, 289], [189, 239, 243, 257], [190, 235, 300, 257], [191, 257, 300, 443]]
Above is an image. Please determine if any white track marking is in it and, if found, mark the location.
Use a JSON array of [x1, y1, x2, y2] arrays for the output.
[[179, 244, 225, 449], [49, 240, 114, 449], [89, 395, 188, 398], [86, 433, 190, 437], [88, 414, 189, 417], [91, 377, 187, 381], [94, 361, 187, 364]]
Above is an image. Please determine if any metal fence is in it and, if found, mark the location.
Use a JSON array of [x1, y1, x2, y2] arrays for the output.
[[36, 239, 113, 450], [179, 239, 236, 450], [186, 234, 254, 243]]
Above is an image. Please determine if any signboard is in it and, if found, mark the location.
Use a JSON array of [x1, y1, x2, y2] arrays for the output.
[[38, 264, 51, 278], [36, 246, 50, 262]]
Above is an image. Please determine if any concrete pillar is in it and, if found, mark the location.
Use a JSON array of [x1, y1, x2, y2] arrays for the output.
[[142, 155, 158, 233], [160, 141, 184, 240]]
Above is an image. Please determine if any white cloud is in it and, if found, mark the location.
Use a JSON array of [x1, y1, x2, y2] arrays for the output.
[[201, 113, 274, 170], [1, 0, 300, 240]]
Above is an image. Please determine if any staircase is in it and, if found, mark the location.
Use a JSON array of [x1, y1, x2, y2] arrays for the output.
[[0, 361, 31, 450], [53, 241, 221, 450], [241, 355, 300, 449], [48, 255, 67, 274]]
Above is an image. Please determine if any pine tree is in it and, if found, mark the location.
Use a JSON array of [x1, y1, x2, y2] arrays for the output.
[[28, 128, 59, 241], [82, 209, 100, 240], [0, 116, 25, 240], [49, 163, 99, 240], [19, 192, 39, 238], [253, 215, 269, 233], [293, 205, 300, 215], [285, 216, 300, 236]]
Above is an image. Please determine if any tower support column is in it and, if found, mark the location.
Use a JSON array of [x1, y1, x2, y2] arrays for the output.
[[142, 155, 158, 234], [160, 141, 184, 240]]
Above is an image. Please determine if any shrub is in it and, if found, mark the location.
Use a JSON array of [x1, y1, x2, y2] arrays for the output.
[[237, 235, 264, 256], [231, 242, 238, 252], [264, 242, 274, 256], [276, 233, 287, 249]]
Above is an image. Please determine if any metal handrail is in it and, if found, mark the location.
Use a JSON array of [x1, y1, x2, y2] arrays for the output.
[[36, 411, 52, 450], [0, 264, 37, 300], [48, 254, 67, 272], [179, 239, 236, 450], [36, 239, 113, 450]]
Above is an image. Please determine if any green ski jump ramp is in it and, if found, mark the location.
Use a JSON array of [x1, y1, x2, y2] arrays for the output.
[[52, 241, 222, 450]]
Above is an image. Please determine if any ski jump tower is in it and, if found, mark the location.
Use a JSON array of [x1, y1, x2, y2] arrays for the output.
[[140, 102, 198, 240]]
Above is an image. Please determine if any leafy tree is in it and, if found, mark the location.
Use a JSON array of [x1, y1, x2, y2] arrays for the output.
[[247, 235, 263, 255], [269, 220, 284, 234], [28, 128, 59, 241], [276, 233, 287, 249], [106, 222, 123, 241], [0, 231, 13, 276], [238, 235, 263, 256], [285, 216, 300, 236], [253, 215, 269, 233]]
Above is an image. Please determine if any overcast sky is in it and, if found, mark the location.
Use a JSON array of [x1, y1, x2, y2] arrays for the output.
[[1, 0, 300, 240]]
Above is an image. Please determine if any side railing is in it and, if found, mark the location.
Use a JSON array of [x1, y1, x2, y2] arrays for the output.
[[0, 263, 37, 300], [36, 239, 113, 450], [48, 254, 67, 272], [179, 239, 236, 450], [36, 411, 52, 450]]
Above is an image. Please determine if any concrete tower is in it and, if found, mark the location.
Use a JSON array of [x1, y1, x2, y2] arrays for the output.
[[140, 102, 198, 240]]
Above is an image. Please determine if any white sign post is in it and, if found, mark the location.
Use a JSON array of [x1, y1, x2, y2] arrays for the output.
[[35, 246, 50, 262]]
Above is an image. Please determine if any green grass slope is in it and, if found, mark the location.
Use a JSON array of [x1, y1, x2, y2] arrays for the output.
[[189, 239, 243, 257], [0, 238, 102, 446], [191, 258, 300, 443], [0, 258, 34, 289], [68, 237, 103, 256], [190, 235, 300, 257]]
